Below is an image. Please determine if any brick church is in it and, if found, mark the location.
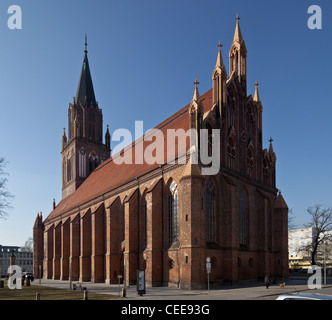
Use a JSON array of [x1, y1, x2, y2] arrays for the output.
[[33, 17, 289, 289]]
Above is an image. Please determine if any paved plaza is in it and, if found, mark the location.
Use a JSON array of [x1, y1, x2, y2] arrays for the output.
[[33, 277, 332, 300]]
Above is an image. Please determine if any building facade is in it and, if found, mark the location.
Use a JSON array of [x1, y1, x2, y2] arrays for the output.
[[0, 245, 33, 277], [33, 17, 289, 289], [289, 227, 332, 270]]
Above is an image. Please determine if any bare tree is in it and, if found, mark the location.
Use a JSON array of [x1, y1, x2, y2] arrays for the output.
[[0, 157, 13, 219], [20, 237, 33, 252], [304, 205, 332, 265], [288, 208, 298, 230]]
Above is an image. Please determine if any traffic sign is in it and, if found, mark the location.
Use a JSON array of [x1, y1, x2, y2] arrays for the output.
[[206, 262, 211, 273], [206, 257, 211, 263]]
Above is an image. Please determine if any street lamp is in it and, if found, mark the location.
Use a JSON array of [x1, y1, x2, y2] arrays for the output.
[[323, 240, 327, 286]]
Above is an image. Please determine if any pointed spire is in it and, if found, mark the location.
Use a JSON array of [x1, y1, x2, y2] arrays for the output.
[[105, 124, 111, 150], [215, 41, 224, 68], [254, 81, 260, 102], [76, 35, 97, 108], [192, 78, 200, 103], [269, 137, 277, 162], [233, 14, 243, 43], [62, 128, 67, 150], [269, 137, 274, 155]]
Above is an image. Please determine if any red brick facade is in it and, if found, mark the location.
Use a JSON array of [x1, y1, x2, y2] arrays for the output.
[[33, 18, 288, 289]]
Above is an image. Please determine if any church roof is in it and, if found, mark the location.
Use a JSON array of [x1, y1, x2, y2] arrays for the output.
[[44, 89, 213, 224], [75, 42, 97, 108]]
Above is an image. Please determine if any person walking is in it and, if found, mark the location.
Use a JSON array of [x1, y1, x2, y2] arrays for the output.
[[264, 274, 271, 289]]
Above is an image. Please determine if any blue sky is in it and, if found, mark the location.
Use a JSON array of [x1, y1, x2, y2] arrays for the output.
[[0, 0, 331, 246]]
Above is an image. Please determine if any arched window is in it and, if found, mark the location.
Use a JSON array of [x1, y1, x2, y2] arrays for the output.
[[67, 157, 72, 182], [247, 147, 254, 177], [227, 93, 235, 126], [88, 153, 99, 174], [206, 123, 213, 158], [206, 180, 216, 244], [168, 181, 179, 246], [263, 157, 270, 185], [227, 137, 236, 170], [144, 197, 147, 249], [239, 189, 247, 246], [88, 108, 96, 141]]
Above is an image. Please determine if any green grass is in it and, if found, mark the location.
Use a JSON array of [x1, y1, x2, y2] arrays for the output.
[[0, 281, 118, 300]]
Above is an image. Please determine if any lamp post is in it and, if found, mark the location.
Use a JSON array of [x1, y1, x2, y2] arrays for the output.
[[324, 241, 327, 286]]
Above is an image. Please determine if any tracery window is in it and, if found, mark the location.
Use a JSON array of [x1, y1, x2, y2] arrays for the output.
[[227, 137, 236, 170], [168, 181, 179, 246], [247, 148, 254, 177], [206, 180, 216, 244]]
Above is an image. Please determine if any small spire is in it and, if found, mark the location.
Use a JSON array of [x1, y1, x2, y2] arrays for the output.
[[192, 78, 200, 102], [105, 124, 111, 150], [233, 14, 243, 43], [254, 81, 260, 102], [216, 41, 224, 67], [269, 137, 275, 156]]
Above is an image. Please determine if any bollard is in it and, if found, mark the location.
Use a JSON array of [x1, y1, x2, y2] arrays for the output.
[[36, 292, 40, 300], [121, 288, 126, 298], [0, 280, 4, 288], [83, 289, 88, 300]]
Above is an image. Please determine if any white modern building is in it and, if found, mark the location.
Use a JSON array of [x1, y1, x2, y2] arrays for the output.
[[289, 227, 332, 269], [289, 227, 317, 260]]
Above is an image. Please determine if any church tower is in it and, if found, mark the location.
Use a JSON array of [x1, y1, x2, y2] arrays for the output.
[[61, 36, 111, 199]]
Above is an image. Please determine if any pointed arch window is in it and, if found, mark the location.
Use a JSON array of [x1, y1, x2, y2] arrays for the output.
[[206, 123, 213, 158], [239, 189, 247, 246], [227, 137, 236, 170], [206, 180, 216, 244], [247, 147, 254, 178], [227, 93, 235, 126], [168, 181, 179, 246], [263, 157, 270, 185], [67, 156, 72, 182], [88, 108, 96, 141], [144, 197, 147, 249]]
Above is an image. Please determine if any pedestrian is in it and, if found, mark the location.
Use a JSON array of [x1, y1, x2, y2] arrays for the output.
[[264, 274, 270, 289]]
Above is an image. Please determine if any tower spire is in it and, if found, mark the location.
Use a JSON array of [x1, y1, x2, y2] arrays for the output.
[[76, 34, 96, 108]]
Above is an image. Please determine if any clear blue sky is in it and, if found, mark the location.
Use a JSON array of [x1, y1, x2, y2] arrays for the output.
[[0, 0, 331, 246]]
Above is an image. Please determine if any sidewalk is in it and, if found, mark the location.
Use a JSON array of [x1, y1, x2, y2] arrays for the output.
[[34, 277, 332, 300]]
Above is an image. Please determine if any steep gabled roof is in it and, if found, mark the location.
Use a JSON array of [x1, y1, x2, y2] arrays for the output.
[[44, 89, 213, 223]]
